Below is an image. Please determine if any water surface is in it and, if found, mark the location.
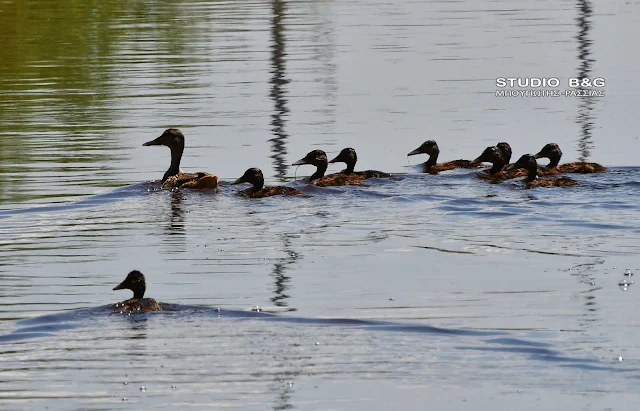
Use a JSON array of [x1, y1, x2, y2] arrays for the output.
[[1, 0, 639, 409]]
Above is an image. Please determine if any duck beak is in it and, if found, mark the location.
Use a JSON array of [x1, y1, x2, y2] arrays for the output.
[[471, 155, 484, 164], [292, 158, 308, 166], [407, 148, 422, 156], [113, 280, 127, 291], [142, 135, 164, 146], [232, 177, 246, 185], [533, 152, 543, 159], [505, 163, 516, 171], [328, 155, 340, 164]]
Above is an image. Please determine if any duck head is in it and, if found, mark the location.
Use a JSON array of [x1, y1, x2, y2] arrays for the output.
[[496, 142, 512, 164], [143, 129, 186, 182], [143, 128, 185, 148], [292, 150, 328, 181], [472, 146, 505, 174], [329, 148, 358, 174], [507, 154, 538, 181], [233, 167, 265, 190], [407, 140, 440, 166], [113, 270, 147, 300], [534, 143, 562, 167]]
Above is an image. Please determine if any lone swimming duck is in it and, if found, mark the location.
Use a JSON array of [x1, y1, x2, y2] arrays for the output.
[[143, 128, 219, 190], [113, 270, 162, 312], [329, 148, 392, 179], [233, 168, 303, 198], [507, 154, 579, 188], [292, 149, 365, 186], [534, 143, 607, 173], [407, 140, 483, 174]]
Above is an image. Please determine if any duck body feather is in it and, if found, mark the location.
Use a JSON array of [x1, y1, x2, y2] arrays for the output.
[[425, 160, 483, 174], [352, 170, 392, 179], [476, 168, 527, 182], [163, 172, 219, 189], [240, 186, 303, 198], [525, 177, 579, 188], [555, 162, 607, 174], [312, 172, 366, 187], [113, 298, 162, 312]]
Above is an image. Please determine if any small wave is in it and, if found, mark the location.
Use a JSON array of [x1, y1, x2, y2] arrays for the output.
[[0, 182, 157, 218]]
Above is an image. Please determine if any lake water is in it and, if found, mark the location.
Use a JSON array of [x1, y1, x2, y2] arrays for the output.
[[1, 0, 639, 409]]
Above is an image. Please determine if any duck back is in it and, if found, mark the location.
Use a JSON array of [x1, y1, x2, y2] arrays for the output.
[[241, 186, 303, 198], [114, 298, 162, 312]]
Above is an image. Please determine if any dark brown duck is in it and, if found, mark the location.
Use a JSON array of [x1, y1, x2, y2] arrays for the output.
[[496, 142, 513, 165], [329, 148, 392, 179], [507, 154, 579, 188], [143, 128, 219, 190], [407, 140, 483, 174], [534, 143, 607, 173], [233, 168, 303, 198], [472, 145, 525, 181], [113, 270, 162, 312]]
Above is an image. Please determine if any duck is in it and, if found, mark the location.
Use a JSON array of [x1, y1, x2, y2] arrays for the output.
[[471, 146, 525, 181], [328, 148, 392, 179], [407, 140, 484, 174], [233, 168, 303, 198], [507, 154, 579, 188], [292, 150, 365, 187], [112, 270, 162, 312], [143, 128, 219, 190], [496, 142, 513, 165], [534, 143, 607, 173]]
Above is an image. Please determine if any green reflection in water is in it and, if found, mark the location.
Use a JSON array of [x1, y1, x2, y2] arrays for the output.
[[0, 1, 230, 207]]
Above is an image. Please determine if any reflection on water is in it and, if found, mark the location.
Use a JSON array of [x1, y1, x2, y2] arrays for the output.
[[570, 261, 602, 328], [268, 0, 290, 179], [168, 189, 186, 235], [270, 234, 298, 307], [575, 0, 596, 162]]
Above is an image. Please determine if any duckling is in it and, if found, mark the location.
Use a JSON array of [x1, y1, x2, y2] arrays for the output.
[[472, 146, 525, 181], [407, 140, 483, 174], [534, 143, 607, 173], [143, 129, 219, 190], [507, 154, 579, 188], [233, 168, 303, 198], [112, 270, 162, 312], [328, 148, 392, 179], [292, 150, 365, 187]]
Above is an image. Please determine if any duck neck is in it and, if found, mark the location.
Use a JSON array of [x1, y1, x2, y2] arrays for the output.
[[524, 166, 538, 182], [489, 161, 505, 174], [252, 178, 265, 191], [344, 161, 356, 174], [163, 145, 184, 181], [425, 151, 439, 167], [310, 163, 327, 181], [548, 153, 561, 167], [133, 287, 145, 300]]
